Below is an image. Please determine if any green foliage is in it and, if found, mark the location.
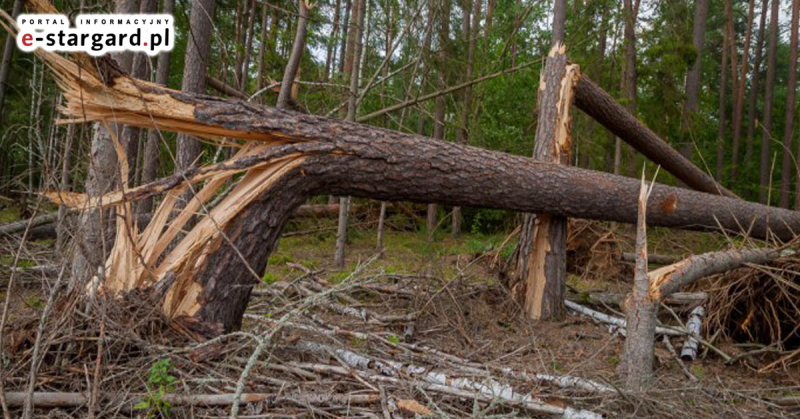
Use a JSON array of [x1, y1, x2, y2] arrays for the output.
[[135, 358, 178, 418], [387, 334, 401, 345]]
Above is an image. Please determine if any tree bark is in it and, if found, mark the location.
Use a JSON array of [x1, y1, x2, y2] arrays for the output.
[[730, 0, 756, 182], [759, 0, 779, 204], [338, 0, 352, 73], [256, 0, 272, 93], [717, 22, 729, 183], [452, 0, 481, 236], [574, 76, 735, 198], [616, 0, 639, 177], [239, 0, 258, 91], [325, 0, 342, 80], [428, 0, 451, 241], [277, 0, 310, 109], [513, 0, 571, 320], [334, 0, 366, 269], [745, 0, 767, 169], [682, 0, 709, 159], [783, 0, 799, 208], [0, 0, 22, 130], [176, 0, 216, 173], [139, 0, 174, 215], [620, 175, 657, 391]]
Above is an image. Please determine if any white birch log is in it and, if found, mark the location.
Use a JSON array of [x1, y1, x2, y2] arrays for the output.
[[565, 300, 687, 336], [680, 306, 705, 361]]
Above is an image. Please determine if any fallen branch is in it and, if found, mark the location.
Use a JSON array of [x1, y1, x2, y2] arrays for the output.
[[565, 300, 685, 336], [291, 361, 601, 419], [2, 391, 379, 408]]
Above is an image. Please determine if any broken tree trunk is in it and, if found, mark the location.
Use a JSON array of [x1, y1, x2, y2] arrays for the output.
[[32, 45, 800, 337], [514, 44, 578, 319], [573, 76, 735, 198], [620, 172, 658, 391]]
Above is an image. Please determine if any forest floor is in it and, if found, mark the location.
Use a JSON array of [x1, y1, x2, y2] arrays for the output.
[[1, 204, 799, 418]]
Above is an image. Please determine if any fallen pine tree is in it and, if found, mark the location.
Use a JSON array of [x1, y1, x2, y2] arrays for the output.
[[11, 16, 800, 337]]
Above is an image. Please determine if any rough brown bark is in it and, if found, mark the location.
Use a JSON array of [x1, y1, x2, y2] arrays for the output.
[[731, 0, 756, 182], [745, 0, 767, 168], [783, 0, 800, 208], [325, 0, 342, 80], [550, 0, 566, 45], [620, 175, 657, 391], [759, 0, 779, 204], [176, 0, 216, 173], [717, 23, 729, 183], [277, 0, 310, 109], [452, 0, 481, 236], [139, 0, 174, 215], [0, 0, 22, 129], [574, 76, 735, 198], [428, 0, 451, 241], [682, 0, 708, 132], [513, 43, 575, 318], [616, 0, 639, 176]]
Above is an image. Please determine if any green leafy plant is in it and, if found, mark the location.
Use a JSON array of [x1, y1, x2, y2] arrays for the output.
[[387, 334, 401, 345], [135, 358, 178, 417]]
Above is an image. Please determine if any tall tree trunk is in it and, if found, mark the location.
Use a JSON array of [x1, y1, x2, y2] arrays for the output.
[[513, 0, 570, 320], [782, 0, 799, 208], [791, 0, 800, 209], [681, 0, 708, 159], [759, 0, 779, 203], [122, 0, 158, 189], [239, 0, 258, 91], [429, 0, 451, 241], [452, 0, 481, 236], [256, 0, 271, 93], [746, 0, 767, 170], [616, 0, 639, 176], [717, 20, 729, 182], [277, 1, 310, 109], [731, 0, 755, 182], [334, 0, 366, 269], [140, 0, 174, 215], [0, 0, 22, 130], [176, 0, 216, 175], [339, 0, 352, 73], [325, 0, 342, 80]]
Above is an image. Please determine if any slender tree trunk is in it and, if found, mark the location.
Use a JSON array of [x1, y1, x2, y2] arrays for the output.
[[746, 0, 767, 170], [782, 0, 800, 208], [731, 0, 755, 182], [429, 0, 451, 241], [256, 0, 271, 93], [277, 1, 310, 109], [681, 0, 708, 159], [334, 0, 366, 269], [717, 22, 729, 182], [176, 0, 216, 174], [452, 0, 481, 236], [121, 0, 158, 189], [339, 0, 352, 73], [325, 0, 342, 80], [239, 0, 258, 91], [759, 0, 779, 203], [616, 0, 639, 176], [55, 123, 75, 258], [140, 0, 174, 215], [791, 0, 800, 209], [0, 0, 22, 130]]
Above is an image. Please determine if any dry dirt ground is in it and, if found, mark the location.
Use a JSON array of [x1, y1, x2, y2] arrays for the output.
[[1, 207, 799, 418]]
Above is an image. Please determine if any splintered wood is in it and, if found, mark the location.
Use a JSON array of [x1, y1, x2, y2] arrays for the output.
[[3, 15, 313, 323]]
